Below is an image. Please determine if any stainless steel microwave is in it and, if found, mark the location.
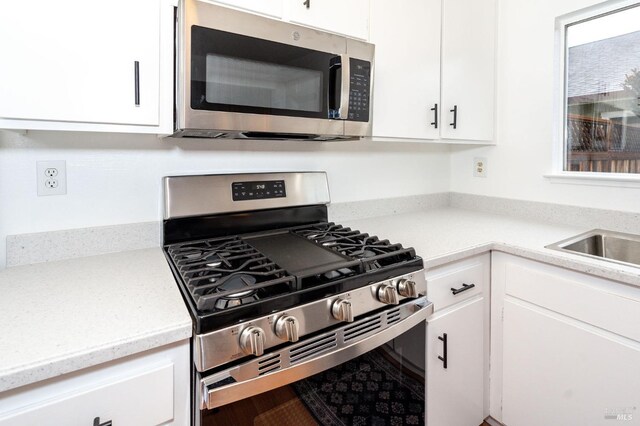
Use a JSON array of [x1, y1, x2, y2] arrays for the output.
[[174, 0, 374, 140]]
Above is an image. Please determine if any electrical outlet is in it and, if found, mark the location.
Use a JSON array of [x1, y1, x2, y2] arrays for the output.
[[37, 160, 67, 196], [473, 157, 488, 178]]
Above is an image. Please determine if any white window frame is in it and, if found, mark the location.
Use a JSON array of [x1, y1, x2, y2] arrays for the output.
[[546, 0, 640, 187]]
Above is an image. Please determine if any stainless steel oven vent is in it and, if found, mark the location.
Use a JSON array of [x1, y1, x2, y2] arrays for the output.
[[290, 334, 338, 364], [344, 316, 383, 342], [257, 354, 281, 376], [386, 308, 401, 324]]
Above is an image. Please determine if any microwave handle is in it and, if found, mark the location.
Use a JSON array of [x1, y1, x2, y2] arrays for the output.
[[337, 54, 350, 120], [329, 54, 351, 120]]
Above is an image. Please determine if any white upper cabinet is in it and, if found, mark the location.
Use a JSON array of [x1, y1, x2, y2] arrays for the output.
[[370, 0, 441, 140], [208, 0, 284, 18], [287, 0, 370, 40], [440, 0, 496, 141], [370, 0, 496, 142], [0, 0, 171, 133]]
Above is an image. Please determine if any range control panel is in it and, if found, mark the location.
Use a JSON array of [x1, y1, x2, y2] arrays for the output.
[[232, 180, 286, 201], [348, 58, 371, 122]]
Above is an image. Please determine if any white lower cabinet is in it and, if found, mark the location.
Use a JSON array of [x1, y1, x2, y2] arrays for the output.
[[427, 298, 485, 426], [502, 300, 640, 426], [492, 253, 640, 426], [0, 340, 190, 426], [425, 254, 490, 426]]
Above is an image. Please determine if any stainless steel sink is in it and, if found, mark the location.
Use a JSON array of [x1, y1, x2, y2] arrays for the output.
[[547, 229, 640, 268]]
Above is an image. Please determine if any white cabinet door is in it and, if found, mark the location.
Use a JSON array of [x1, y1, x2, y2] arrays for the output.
[[287, 0, 370, 40], [502, 300, 640, 426], [0, 0, 160, 127], [427, 297, 485, 426], [209, 0, 284, 18], [440, 0, 496, 141], [370, 0, 441, 140]]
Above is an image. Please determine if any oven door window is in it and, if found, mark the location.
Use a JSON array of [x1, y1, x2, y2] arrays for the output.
[[191, 26, 334, 119], [201, 322, 425, 426]]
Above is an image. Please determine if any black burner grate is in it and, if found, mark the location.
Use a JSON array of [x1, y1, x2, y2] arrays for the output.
[[167, 236, 296, 311], [293, 223, 416, 271]]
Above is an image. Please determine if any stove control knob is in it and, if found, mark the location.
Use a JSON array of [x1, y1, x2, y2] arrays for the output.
[[331, 298, 354, 323], [397, 278, 418, 298], [275, 315, 300, 342], [377, 284, 400, 305], [239, 326, 266, 356]]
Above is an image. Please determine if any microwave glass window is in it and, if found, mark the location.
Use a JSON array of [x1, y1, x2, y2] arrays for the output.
[[205, 54, 323, 112]]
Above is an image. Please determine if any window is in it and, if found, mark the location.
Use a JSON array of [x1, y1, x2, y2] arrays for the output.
[[562, 3, 640, 175]]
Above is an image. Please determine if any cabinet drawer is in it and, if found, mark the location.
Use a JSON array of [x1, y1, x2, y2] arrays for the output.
[[504, 259, 640, 342], [426, 254, 489, 312], [0, 363, 174, 426]]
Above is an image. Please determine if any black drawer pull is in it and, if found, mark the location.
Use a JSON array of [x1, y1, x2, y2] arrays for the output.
[[93, 417, 112, 426], [451, 283, 475, 295], [437, 333, 447, 369]]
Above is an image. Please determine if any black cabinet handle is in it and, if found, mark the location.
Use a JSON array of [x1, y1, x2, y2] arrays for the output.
[[134, 60, 140, 106], [449, 105, 457, 129], [450, 283, 475, 295], [93, 417, 112, 426], [437, 333, 447, 369], [430, 103, 438, 128], [303, 0, 310, 8]]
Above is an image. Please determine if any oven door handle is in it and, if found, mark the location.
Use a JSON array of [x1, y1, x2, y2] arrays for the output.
[[199, 297, 433, 410]]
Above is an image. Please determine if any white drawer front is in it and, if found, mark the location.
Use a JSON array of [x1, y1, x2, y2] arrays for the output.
[[426, 254, 488, 312], [505, 260, 640, 342], [0, 363, 174, 426]]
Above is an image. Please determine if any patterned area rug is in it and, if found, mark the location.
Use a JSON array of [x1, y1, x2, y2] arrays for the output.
[[292, 349, 425, 426]]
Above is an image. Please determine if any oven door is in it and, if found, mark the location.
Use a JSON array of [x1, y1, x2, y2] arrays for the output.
[[196, 297, 432, 426]]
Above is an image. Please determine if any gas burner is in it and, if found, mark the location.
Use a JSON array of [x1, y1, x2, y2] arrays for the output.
[[213, 274, 261, 309], [358, 249, 376, 258], [294, 223, 416, 271], [167, 236, 296, 311], [216, 274, 257, 297]]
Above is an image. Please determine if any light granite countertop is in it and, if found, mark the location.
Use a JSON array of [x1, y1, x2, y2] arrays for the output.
[[343, 208, 640, 288], [1, 205, 638, 395], [0, 248, 192, 393]]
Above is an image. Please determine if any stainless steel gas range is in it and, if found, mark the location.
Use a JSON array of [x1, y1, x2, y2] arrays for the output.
[[162, 172, 433, 426]]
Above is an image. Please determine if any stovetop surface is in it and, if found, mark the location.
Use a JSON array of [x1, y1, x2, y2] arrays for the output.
[[165, 221, 423, 333]]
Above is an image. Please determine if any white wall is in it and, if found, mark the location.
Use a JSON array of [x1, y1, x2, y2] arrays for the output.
[[450, 0, 640, 213], [0, 131, 450, 268]]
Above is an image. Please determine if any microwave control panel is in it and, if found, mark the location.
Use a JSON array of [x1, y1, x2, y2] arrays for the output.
[[348, 58, 371, 122], [232, 180, 286, 201]]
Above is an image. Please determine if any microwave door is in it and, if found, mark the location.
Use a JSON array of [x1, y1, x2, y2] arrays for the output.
[[189, 26, 333, 121]]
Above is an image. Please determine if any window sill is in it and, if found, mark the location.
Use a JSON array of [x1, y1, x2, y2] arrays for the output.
[[544, 172, 640, 188]]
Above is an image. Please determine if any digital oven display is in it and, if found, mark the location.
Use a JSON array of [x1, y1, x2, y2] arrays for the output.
[[232, 180, 286, 201]]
